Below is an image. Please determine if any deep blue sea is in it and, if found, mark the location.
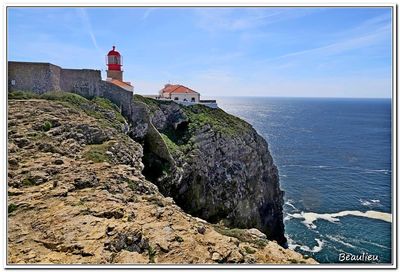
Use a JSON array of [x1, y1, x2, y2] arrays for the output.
[[217, 97, 392, 263]]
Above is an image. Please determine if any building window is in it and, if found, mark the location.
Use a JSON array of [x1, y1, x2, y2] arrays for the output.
[[183, 98, 187, 102], [174, 97, 179, 101], [191, 97, 195, 102]]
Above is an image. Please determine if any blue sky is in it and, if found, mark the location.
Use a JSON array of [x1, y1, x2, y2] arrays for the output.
[[8, 7, 392, 98]]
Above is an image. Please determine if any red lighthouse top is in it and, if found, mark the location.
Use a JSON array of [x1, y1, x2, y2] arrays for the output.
[[106, 46, 122, 71]]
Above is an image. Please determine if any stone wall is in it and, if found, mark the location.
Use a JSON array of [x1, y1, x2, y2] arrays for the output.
[[8, 62, 61, 93], [8, 61, 133, 119], [99, 81, 133, 118], [60, 68, 102, 98]]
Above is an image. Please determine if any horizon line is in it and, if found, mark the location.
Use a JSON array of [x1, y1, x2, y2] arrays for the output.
[[136, 93, 392, 100]]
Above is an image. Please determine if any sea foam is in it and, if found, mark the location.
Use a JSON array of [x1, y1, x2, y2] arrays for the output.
[[288, 210, 392, 229], [288, 237, 325, 253]]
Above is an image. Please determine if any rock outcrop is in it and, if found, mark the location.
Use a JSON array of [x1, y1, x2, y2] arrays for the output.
[[7, 93, 315, 264], [131, 95, 287, 247]]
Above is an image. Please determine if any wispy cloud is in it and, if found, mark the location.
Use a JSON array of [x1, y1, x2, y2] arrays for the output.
[[195, 8, 321, 32], [76, 8, 101, 52], [260, 14, 391, 68], [276, 26, 389, 61], [142, 8, 157, 20]]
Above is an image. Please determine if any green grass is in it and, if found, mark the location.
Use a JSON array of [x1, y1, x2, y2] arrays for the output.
[[92, 97, 126, 124], [9, 91, 127, 130], [160, 133, 184, 158], [22, 177, 35, 187], [8, 90, 39, 100], [182, 105, 253, 137], [8, 203, 18, 214], [214, 227, 248, 241], [135, 94, 253, 139], [244, 246, 257, 254], [134, 94, 172, 114], [148, 245, 156, 263], [42, 121, 52, 132], [82, 141, 114, 163], [214, 226, 268, 249]]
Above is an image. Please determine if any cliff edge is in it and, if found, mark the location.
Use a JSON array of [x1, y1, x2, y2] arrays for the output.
[[7, 91, 314, 264], [130, 95, 287, 247]]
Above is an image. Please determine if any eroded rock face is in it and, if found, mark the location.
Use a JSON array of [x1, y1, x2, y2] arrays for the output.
[[7, 98, 314, 264], [131, 96, 287, 246]]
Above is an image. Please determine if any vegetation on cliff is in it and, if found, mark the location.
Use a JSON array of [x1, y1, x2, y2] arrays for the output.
[[9, 90, 126, 129]]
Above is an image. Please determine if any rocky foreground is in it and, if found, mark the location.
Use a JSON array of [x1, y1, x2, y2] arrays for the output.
[[7, 93, 316, 264]]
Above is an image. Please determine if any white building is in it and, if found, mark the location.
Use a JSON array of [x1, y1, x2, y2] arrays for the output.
[[143, 84, 218, 108], [159, 84, 200, 102]]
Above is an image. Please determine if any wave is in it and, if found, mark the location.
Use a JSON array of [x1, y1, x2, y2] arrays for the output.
[[288, 237, 325, 253], [326, 235, 355, 249], [287, 210, 392, 229], [359, 198, 381, 207], [358, 239, 391, 250], [284, 199, 299, 211]]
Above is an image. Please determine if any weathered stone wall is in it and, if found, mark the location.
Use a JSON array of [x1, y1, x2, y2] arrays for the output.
[[60, 68, 102, 98], [99, 81, 133, 118], [8, 61, 133, 119], [8, 62, 61, 93]]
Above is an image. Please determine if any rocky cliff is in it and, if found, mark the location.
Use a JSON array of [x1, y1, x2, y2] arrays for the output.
[[130, 95, 287, 247], [7, 91, 314, 264]]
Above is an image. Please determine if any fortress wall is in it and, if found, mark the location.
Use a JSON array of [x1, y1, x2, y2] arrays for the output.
[[8, 62, 61, 93], [100, 81, 133, 118], [8, 61, 134, 119], [60, 68, 102, 98], [49, 64, 62, 92]]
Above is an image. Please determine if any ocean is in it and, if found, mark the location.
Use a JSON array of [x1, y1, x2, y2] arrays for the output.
[[217, 97, 392, 263]]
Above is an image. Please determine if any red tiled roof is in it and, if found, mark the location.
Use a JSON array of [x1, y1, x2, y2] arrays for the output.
[[161, 84, 199, 95], [110, 79, 132, 88]]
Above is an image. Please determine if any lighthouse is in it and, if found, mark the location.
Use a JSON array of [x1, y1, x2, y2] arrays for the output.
[[106, 46, 133, 92], [106, 45, 123, 81]]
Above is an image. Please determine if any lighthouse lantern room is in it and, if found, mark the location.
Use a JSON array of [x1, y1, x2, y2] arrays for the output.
[[106, 46, 123, 81]]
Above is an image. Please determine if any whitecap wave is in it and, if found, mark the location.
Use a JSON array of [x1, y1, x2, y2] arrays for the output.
[[358, 239, 391, 250], [288, 210, 392, 229], [284, 199, 298, 211], [290, 238, 325, 253], [363, 169, 391, 175], [326, 235, 355, 249], [359, 198, 381, 207]]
